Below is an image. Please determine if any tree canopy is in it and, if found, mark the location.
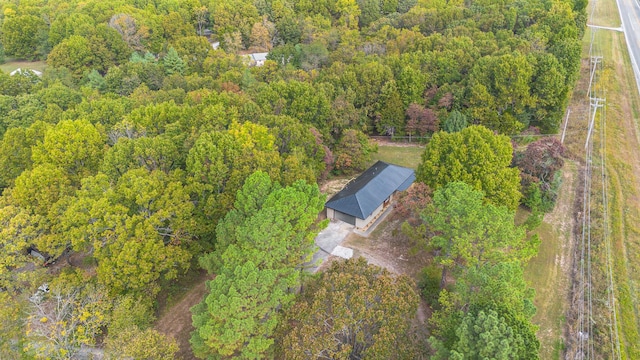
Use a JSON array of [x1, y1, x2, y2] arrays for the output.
[[0, 0, 584, 356], [418, 182, 536, 288], [191, 171, 326, 359], [276, 258, 420, 359], [416, 125, 521, 210]]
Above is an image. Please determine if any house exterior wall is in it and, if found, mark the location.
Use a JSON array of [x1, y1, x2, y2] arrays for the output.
[[327, 193, 394, 229], [327, 208, 356, 225], [355, 201, 385, 229]]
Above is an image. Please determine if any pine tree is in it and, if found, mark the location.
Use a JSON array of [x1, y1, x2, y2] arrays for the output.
[[162, 47, 185, 75]]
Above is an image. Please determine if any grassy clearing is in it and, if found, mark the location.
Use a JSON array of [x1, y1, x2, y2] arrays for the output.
[[371, 145, 424, 170], [0, 59, 47, 74], [523, 162, 577, 360], [527, 221, 566, 359]]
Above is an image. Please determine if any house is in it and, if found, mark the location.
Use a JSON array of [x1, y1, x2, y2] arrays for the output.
[[325, 161, 415, 229], [9, 68, 42, 77], [240, 52, 269, 67], [248, 52, 268, 66]]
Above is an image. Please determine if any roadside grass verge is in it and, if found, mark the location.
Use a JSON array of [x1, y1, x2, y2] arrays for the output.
[[371, 145, 424, 170], [600, 42, 640, 355], [581, 0, 640, 354], [590, 0, 622, 27]]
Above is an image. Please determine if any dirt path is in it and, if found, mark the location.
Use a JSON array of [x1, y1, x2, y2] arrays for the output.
[[155, 273, 212, 360]]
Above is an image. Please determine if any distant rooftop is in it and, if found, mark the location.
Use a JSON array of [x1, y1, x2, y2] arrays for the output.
[[9, 68, 42, 77], [250, 52, 268, 61]]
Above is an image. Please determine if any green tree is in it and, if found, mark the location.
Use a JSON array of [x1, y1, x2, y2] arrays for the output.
[[209, 0, 261, 46], [192, 171, 325, 358], [0, 292, 27, 358], [455, 262, 537, 319], [163, 47, 186, 76], [61, 170, 195, 297], [6, 163, 74, 258], [468, 53, 534, 134], [107, 294, 155, 334], [172, 35, 212, 74], [1, 15, 48, 60], [0, 125, 42, 189], [376, 81, 405, 136], [257, 114, 327, 182], [35, 82, 82, 111], [529, 53, 569, 132], [442, 110, 468, 133], [190, 261, 292, 359], [47, 35, 96, 79], [432, 308, 539, 360], [72, 95, 132, 128], [199, 171, 325, 275], [87, 70, 107, 91], [186, 123, 282, 240], [31, 119, 105, 183], [420, 182, 535, 288], [9, 164, 72, 218], [87, 24, 132, 72], [277, 258, 420, 359], [101, 135, 182, 180], [416, 125, 521, 210], [357, 0, 382, 27], [161, 11, 195, 42], [0, 204, 33, 290], [48, 12, 95, 46]]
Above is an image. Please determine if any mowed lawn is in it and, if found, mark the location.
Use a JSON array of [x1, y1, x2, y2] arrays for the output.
[[0, 59, 47, 74], [371, 145, 424, 170]]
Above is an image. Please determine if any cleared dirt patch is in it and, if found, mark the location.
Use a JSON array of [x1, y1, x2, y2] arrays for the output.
[[342, 216, 429, 279], [319, 177, 354, 199], [155, 271, 213, 360]]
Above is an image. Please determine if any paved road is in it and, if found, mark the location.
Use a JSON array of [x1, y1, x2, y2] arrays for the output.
[[617, 0, 640, 94]]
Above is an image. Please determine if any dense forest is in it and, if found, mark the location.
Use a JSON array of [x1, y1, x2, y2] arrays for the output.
[[0, 0, 585, 358]]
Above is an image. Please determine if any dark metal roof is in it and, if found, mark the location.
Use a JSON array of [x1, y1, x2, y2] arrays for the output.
[[325, 161, 415, 219]]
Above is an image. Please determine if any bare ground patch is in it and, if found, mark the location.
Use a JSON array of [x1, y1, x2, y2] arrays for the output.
[[342, 216, 429, 279], [319, 177, 355, 199], [155, 271, 213, 360]]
